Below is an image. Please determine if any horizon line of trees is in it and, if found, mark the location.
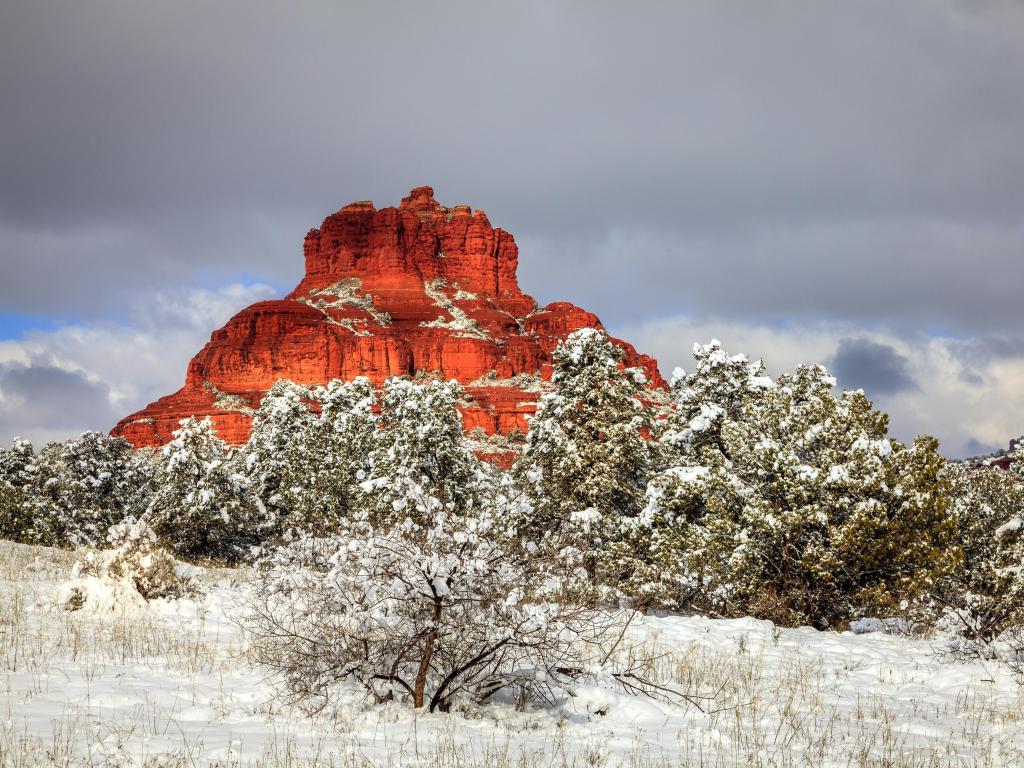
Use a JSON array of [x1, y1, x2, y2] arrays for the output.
[[1, 328, 1022, 639]]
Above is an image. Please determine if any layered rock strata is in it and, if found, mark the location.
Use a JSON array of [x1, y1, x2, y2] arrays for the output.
[[112, 187, 665, 459]]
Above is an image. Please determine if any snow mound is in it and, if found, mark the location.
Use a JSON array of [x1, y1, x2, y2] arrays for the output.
[[56, 574, 147, 613], [54, 517, 203, 611]]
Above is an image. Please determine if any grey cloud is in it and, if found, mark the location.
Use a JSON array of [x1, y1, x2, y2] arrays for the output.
[[0, 0, 1022, 335], [962, 437, 1004, 458], [947, 335, 1024, 366], [958, 367, 986, 387], [0, 360, 119, 446], [940, 334, 1024, 386], [829, 338, 919, 396], [2, 0, 1023, 457], [519, 220, 1024, 330]]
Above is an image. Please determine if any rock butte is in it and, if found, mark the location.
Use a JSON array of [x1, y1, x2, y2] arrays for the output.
[[111, 187, 666, 461]]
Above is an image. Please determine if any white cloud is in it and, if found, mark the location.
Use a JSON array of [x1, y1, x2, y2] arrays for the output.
[[3, 284, 1021, 460], [0, 282, 276, 447], [616, 315, 1024, 458]]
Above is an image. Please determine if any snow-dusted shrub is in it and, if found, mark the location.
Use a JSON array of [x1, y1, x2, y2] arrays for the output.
[[238, 377, 379, 536], [147, 417, 267, 563], [1004, 626, 1024, 684], [15, 440, 68, 546], [645, 341, 958, 628], [50, 432, 153, 545], [246, 503, 612, 713], [243, 380, 318, 528], [298, 377, 377, 528], [514, 329, 662, 604], [934, 464, 1024, 652], [0, 439, 36, 543], [65, 516, 198, 610]]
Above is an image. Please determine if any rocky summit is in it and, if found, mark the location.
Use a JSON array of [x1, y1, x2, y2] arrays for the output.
[[111, 187, 665, 458]]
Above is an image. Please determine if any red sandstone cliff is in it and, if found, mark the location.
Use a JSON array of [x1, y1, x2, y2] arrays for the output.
[[111, 187, 666, 457]]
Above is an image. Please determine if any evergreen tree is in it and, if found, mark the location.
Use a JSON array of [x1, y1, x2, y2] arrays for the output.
[[361, 378, 485, 526], [25, 441, 67, 545], [147, 417, 264, 562], [1, 433, 153, 547], [49, 431, 153, 546], [277, 377, 378, 533], [243, 380, 317, 528], [515, 328, 657, 601], [935, 464, 1024, 646], [0, 438, 42, 543], [646, 341, 957, 628], [660, 339, 774, 457]]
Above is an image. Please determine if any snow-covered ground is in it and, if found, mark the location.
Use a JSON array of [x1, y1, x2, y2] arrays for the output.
[[2, 540, 1023, 767]]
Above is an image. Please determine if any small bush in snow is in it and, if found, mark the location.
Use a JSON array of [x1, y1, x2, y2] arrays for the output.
[[80, 516, 197, 600], [247, 510, 613, 712], [62, 517, 198, 611]]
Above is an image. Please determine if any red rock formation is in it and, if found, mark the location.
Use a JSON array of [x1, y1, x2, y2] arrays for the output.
[[112, 187, 666, 456]]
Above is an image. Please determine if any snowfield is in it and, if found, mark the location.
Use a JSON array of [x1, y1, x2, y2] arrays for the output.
[[2, 541, 1023, 767]]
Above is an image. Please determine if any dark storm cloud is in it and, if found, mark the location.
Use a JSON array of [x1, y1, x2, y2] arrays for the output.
[[1, 0, 1023, 334], [829, 338, 919, 395], [0, 360, 119, 443], [962, 437, 1003, 457]]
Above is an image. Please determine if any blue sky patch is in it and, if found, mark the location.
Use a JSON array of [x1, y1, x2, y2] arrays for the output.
[[0, 312, 69, 340]]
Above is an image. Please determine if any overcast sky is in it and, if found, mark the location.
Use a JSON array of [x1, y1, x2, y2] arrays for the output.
[[1, 0, 1022, 456]]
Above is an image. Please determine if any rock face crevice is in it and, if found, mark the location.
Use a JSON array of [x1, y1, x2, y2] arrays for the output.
[[112, 187, 665, 454]]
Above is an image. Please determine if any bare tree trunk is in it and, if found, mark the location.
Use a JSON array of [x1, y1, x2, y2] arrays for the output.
[[414, 596, 442, 708]]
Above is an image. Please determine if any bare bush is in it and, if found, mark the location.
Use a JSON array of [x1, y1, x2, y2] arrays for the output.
[[1005, 625, 1024, 684], [245, 505, 625, 713]]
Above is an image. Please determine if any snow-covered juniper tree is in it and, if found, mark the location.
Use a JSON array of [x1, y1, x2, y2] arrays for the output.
[[0, 433, 152, 547], [0, 438, 44, 543], [645, 340, 957, 628], [48, 432, 153, 546], [360, 378, 486, 526], [243, 380, 317, 528], [514, 328, 658, 600], [147, 417, 266, 562], [613, 342, 779, 610], [241, 377, 378, 535], [278, 377, 377, 534]]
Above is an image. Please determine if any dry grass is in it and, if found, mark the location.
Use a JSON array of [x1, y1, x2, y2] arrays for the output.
[[1, 540, 1022, 767]]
